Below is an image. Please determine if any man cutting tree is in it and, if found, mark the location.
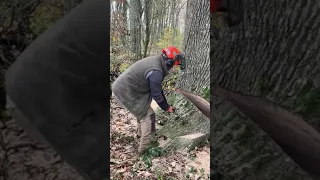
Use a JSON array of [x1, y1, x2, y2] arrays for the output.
[[112, 46, 186, 155]]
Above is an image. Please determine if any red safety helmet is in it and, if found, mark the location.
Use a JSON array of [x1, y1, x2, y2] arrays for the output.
[[162, 46, 182, 66]]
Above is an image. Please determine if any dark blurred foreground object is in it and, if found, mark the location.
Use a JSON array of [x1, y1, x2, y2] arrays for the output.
[[5, 0, 110, 179], [210, 0, 244, 27], [212, 85, 320, 179]]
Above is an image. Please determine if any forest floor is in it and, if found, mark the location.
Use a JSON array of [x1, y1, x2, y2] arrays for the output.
[[0, 99, 209, 180], [110, 99, 210, 180]]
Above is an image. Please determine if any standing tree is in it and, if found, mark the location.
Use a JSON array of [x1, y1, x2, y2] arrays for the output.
[[129, 0, 142, 59], [121, 0, 128, 46], [142, 0, 152, 57], [157, 0, 210, 151], [211, 0, 320, 179]]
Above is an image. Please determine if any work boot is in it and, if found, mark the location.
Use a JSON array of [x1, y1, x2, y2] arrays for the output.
[[138, 134, 155, 155], [137, 140, 158, 156]]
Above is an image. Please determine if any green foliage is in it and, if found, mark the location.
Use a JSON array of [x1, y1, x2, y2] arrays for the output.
[[163, 72, 178, 89], [162, 67, 180, 93], [119, 62, 130, 73], [156, 27, 184, 50], [191, 155, 196, 161], [156, 169, 163, 180], [141, 146, 164, 168], [202, 87, 210, 101], [188, 166, 195, 173], [110, 53, 136, 74], [30, 5, 63, 35], [142, 155, 152, 168], [200, 168, 205, 173]]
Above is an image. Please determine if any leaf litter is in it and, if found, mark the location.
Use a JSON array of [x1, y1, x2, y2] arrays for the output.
[[110, 99, 210, 180]]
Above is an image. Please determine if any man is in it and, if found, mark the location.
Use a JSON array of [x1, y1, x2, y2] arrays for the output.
[[5, 0, 110, 179], [111, 46, 186, 155]]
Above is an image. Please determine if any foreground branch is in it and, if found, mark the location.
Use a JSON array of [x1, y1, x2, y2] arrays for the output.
[[176, 88, 210, 119], [212, 85, 320, 179]]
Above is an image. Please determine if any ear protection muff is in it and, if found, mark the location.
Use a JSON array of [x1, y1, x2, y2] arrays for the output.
[[166, 59, 175, 67], [162, 53, 174, 67]]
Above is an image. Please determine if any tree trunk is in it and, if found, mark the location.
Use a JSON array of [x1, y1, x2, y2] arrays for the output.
[[157, 0, 210, 148], [180, 0, 210, 91], [142, 0, 151, 58], [157, 0, 165, 41], [121, 0, 128, 46], [148, 12, 156, 55], [129, 0, 142, 59], [211, 0, 320, 179], [170, 0, 179, 29]]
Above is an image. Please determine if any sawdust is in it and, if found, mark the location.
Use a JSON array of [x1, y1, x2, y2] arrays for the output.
[[180, 133, 206, 139]]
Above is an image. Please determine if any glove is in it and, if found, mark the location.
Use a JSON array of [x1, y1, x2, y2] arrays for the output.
[[167, 105, 175, 113]]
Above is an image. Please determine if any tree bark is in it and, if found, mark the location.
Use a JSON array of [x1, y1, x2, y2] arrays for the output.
[[157, 0, 210, 144], [129, 0, 142, 59], [142, 0, 151, 57], [180, 0, 210, 91], [121, 0, 128, 46], [211, 0, 320, 179]]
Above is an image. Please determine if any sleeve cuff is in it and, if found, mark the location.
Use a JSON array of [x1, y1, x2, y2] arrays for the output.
[[157, 100, 170, 111]]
